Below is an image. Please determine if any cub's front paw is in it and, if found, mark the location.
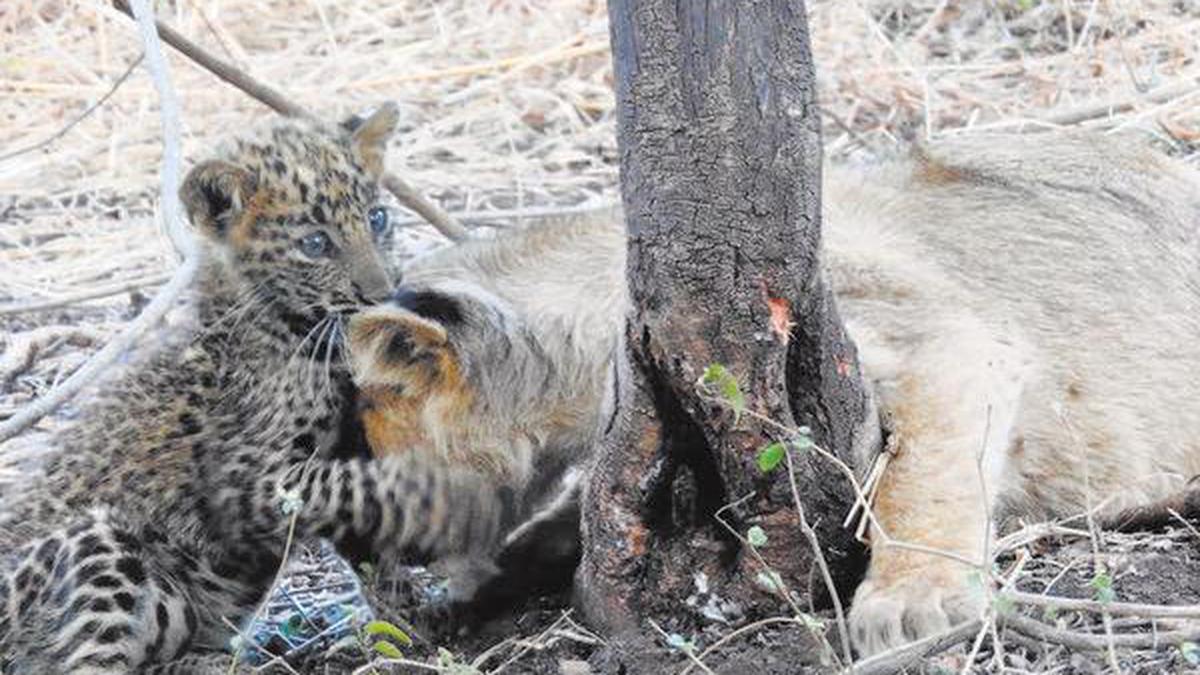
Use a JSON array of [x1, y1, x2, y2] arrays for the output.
[[849, 570, 983, 657]]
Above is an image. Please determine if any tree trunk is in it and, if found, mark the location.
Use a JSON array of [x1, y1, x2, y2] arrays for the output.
[[577, 0, 878, 640]]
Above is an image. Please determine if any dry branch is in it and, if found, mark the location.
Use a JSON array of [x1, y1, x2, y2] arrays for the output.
[[1001, 613, 1200, 652], [0, 273, 169, 316], [0, 53, 144, 163], [109, 0, 469, 243], [849, 620, 984, 675], [1006, 590, 1200, 620], [0, 0, 196, 445]]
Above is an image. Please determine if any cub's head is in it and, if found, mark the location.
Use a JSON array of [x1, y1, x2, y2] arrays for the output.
[[180, 104, 400, 322], [346, 283, 547, 475]]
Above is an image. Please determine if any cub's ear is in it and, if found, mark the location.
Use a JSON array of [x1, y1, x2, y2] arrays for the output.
[[179, 159, 257, 241], [346, 102, 399, 176]]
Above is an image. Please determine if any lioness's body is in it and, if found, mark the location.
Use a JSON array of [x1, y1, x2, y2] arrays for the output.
[[352, 133, 1200, 654]]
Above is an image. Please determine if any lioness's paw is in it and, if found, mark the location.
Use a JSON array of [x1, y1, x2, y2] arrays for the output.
[[849, 572, 983, 657]]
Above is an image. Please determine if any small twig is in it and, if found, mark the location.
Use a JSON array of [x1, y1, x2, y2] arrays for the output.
[[1169, 508, 1200, 541], [0, 53, 144, 164], [0, 325, 105, 387], [848, 620, 984, 675], [0, 0, 197, 445], [1001, 612, 1200, 651], [0, 273, 169, 316], [784, 445, 854, 667], [680, 617, 804, 675], [486, 609, 574, 674], [218, 615, 302, 675], [352, 658, 443, 674], [711, 496, 811, 620], [109, 0, 469, 243], [647, 618, 715, 675]]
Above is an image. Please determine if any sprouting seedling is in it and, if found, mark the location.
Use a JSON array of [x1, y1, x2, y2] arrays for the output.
[[746, 525, 768, 548], [756, 427, 813, 474], [362, 619, 412, 660], [1089, 571, 1116, 604], [699, 363, 745, 422], [757, 441, 786, 473]]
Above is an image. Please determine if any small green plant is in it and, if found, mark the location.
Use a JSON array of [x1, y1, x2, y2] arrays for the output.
[[1089, 571, 1116, 604], [756, 441, 786, 473], [746, 525, 768, 548], [664, 632, 699, 655], [437, 647, 483, 674], [361, 619, 412, 660], [1181, 641, 1200, 666], [700, 363, 745, 421]]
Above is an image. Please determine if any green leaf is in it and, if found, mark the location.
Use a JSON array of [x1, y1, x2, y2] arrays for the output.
[[1181, 641, 1200, 665], [1041, 605, 1059, 622], [372, 640, 404, 659], [1089, 572, 1116, 604], [364, 620, 413, 646], [746, 525, 768, 547], [757, 442, 786, 473], [700, 363, 745, 420], [665, 632, 696, 654]]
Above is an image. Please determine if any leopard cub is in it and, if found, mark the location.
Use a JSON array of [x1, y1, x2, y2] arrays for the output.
[[0, 105, 508, 674]]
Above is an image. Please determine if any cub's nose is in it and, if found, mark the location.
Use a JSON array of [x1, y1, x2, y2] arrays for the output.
[[352, 265, 395, 304]]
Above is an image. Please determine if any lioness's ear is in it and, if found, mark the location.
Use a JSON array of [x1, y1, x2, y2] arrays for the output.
[[347, 102, 399, 176], [180, 160, 257, 240], [348, 305, 449, 387]]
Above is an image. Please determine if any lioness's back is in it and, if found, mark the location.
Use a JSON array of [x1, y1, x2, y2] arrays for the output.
[[826, 133, 1200, 517]]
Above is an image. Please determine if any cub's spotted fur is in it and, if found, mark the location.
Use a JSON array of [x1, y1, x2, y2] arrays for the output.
[[0, 106, 509, 674], [349, 133, 1200, 656]]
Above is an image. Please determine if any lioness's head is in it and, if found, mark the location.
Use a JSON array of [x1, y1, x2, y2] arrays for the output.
[[346, 282, 560, 476]]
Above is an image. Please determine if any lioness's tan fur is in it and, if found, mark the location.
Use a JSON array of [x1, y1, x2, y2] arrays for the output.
[[351, 132, 1200, 654]]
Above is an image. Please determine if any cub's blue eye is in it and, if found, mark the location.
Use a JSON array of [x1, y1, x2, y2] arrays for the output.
[[299, 231, 332, 258], [368, 206, 390, 237]]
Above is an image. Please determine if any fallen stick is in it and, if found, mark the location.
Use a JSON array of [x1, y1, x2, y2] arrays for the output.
[[848, 620, 983, 675], [109, 0, 469, 243], [1006, 590, 1200, 621], [1002, 612, 1200, 652], [0, 273, 170, 316], [0, 0, 195, 445]]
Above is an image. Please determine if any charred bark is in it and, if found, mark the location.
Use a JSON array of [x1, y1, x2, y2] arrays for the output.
[[577, 0, 877, 636]]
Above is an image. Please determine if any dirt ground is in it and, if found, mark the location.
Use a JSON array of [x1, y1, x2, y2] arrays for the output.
[[3, 1, 1200, 673]]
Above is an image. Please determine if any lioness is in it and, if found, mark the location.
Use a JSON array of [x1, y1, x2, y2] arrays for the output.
[[347, 132, 1200, 655]]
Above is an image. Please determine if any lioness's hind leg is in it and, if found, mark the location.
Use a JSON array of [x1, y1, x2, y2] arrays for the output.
[[850, 322, 1027, 656]]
